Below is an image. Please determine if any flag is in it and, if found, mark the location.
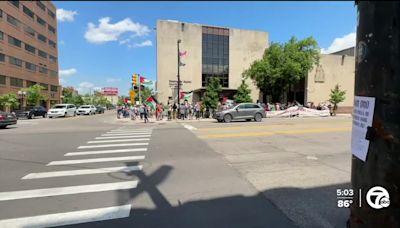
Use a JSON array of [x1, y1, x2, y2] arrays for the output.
[[184, 92, 193, 100], [145, 96, 156, 110], [139, 76, 153, 86], [179, 61, 186, 67], [179, 51, 187, 57]]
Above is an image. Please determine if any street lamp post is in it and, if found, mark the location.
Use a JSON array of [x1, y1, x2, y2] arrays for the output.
[[177, 39, 181, 106], [17, 90, 27, 110]]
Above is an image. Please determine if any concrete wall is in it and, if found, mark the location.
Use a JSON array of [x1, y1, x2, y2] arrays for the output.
[[306, 54, 355, 112], [156, 20, 268, 104]]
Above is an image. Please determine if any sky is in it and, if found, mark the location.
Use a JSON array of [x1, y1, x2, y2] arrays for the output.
[[54, 1, 357, 96]]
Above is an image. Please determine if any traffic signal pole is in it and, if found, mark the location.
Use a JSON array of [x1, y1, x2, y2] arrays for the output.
[[138, 74, 142, 105], [350, 2, 400, 227]]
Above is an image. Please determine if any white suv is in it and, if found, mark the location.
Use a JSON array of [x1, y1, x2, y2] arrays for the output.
[[47, 104, 77, 118], [77, 105, 97, 115]]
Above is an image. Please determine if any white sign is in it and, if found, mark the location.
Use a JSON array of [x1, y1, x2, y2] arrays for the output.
[[351, 96, 376, 161]]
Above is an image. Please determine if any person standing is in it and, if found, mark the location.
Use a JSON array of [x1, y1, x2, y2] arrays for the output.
[[143, 104, 149, 123], [139, 105, 144, 120], [195, 102, 200, 120], [172, 103, 177, 120], [167, 103, 172, 121], [180, 103, 186, 120]]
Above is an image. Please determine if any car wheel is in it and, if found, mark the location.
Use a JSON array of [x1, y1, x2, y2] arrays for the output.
[[0, 125, 7, 129], [254, 113, 262, 122], [223, 114, 232, 123]]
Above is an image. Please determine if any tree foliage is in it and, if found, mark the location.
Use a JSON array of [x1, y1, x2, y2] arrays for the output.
[[234, 80, 252, 103], [243, 36, 320, 102], [0, 93, 19, 111], [24, 84, 47, 107], [203, 77, 222, 110], [329, 84, 346, 115]]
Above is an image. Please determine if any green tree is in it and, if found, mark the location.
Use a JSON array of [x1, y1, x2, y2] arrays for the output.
[[24, 84, 47, 107], [0, 93, 19, 112], [137, 86, 154, 104], [234, 80, 252, 103], [203, 77, 222, 111], [329, 84, 346, 116]]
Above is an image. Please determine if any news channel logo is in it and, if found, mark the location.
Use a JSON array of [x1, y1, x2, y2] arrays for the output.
[[366, 186, 390, 209]]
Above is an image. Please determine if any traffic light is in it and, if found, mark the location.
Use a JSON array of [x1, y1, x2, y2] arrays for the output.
[[132, 74, 138, 86]]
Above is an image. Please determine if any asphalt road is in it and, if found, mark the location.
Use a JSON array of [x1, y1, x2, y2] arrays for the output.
[[0, 112, 295, 228]]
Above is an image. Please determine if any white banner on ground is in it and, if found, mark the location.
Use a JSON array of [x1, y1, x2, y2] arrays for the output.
[[266, 106, 330, 118]]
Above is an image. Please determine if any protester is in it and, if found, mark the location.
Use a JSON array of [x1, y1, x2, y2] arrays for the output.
[[172, 103, 177, 120], [195, 102, 200, 120], [143, 104, 149, 123], [180, 103, 186, 120]]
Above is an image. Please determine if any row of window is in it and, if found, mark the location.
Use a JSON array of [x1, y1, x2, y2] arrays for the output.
[[8, 1, 56, 20], [0, 53, 58, 77], [1, 31, 57, 63], [0, 74, 58, 92]]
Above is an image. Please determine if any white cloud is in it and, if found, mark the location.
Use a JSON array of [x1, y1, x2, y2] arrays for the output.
[[59, 78, 67, 85], [321, 32, 356, 54], [79, 81, 95, 89], [56, 9, 78, 22], [106, 78, 121, 83], [128, 40, 152, 48], [84, 17, 151, 44], [59, 68, 77, 77]]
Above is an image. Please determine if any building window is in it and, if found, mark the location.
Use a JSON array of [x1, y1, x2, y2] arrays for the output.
[[0, 31, 3, 40], [36, 1, 46, 11], [0, 53, 5, 62], [38, 33, 47, 43], [26, 80, 36, 88], [23, 5, 34, 19], [25, 62, 37, 71], [10, 77, 23, 87], [40, 83, 48, 90], [48, 39, 56, 48], [24, 26, 35, 37], [24, 43, 36, 54], [36, 16, 46, 27], [0, 75, 6, 85], [0, 9, 3, 18], [50, 85, 58, 92], [49, 70, 57, 77], [9, 56, 23, 67], [39, 67, 48, 74], [48, 25, 56, 34], [8, 0, 19, 8], [201, 26, 229, 87], [49, 55, 57, 63], [8, 35, 22, 48], [7, 15, 21, 28], [48, 10, 55, 19], [38, 50, 47, 59]]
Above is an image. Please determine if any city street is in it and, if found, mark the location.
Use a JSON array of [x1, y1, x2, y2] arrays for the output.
[[0, 112, 352, 227]]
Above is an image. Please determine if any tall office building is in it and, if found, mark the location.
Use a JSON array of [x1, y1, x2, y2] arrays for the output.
[[0, 0, 60, 109]]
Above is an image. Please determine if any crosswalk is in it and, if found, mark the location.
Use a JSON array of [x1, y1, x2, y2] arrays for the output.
[[0, 127, 153, 228]]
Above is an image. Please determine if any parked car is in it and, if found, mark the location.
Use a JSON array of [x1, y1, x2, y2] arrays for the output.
[[213, 103, 266, 123], [95, 106, 105, 114], [14, 106, 47, 119], [47, 104, 77, 118], [0, 111, 17, 129], [77, 105, 97, 115]]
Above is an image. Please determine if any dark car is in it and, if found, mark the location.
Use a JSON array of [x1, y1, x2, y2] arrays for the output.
[[15, 106, 47, 119], [0, 111, 17, 129], [95, 106, 105, 114], [213, 103, 267, 123]]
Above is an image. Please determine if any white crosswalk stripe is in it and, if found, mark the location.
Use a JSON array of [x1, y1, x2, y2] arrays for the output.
[[96, 135, 151, 139], [88, 138, 150, 143], [102, 133, 151, 136], [0, 181, 138, 201], [22, 165, 143, 179], [109, 130, 152, 133], [65, 148, 147, 156], [78, 143, 148, 149], [47, 155, 145, 166]]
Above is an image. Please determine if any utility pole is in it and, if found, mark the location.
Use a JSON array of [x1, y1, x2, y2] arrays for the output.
[[138, 73, 142, 105], [177, 39, 181, 106], [349, 2, 400, 227]]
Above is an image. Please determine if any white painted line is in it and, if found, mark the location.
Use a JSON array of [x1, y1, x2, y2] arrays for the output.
[[109, 130, 152, 133], [182, 124, 197, 131], [0, 181, 138, 201], [88, 138, 150, 144], [47, 156, 145, 166], [0, 205, 131, 228], [96, 135, 151, 140], [65, 148, 147, 156], [102, 133, 151, 136], [22, 165, 143, 179], [78, 143, 148, 149]]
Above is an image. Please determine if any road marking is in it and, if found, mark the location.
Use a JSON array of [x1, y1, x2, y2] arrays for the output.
[[0, 204, 131, 228], [102, 133, 151, 136], [78, 143, 148, 149], [182, 124, 197, 131], [47, 156, 145, 166], [196, 122, 351, 131], [95, 135, 151, 139], [87, 138, 150, 144], [0, 181, 138, 201], [199, 127, 351, 139], [65, 148, 147, 156], [109, 130, 152, 133], [22, 165, 143, 179], [306, 156, 318, 160]]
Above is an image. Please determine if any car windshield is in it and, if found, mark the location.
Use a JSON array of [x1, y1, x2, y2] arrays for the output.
[[80, 106, 91, 109], [52, 105, 66, 109]]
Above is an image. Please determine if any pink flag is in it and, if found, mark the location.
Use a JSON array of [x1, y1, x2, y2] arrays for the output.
[[179, 51, 187, 56]]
